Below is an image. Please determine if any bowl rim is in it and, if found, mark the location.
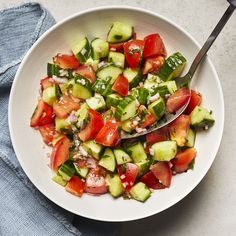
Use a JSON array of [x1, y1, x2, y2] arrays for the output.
[[8, 5, 224, 222]]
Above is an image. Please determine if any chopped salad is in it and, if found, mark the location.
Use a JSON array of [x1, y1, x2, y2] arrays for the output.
[[30, 22, 215, 202]]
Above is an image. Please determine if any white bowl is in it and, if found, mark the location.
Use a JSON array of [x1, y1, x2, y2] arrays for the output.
[[9, 6, 224, 222]]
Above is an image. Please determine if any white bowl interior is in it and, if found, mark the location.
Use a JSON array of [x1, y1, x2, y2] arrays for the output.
[[9, 7, 224, 222]]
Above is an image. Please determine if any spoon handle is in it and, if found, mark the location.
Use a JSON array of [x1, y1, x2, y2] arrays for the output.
[[187, 3, 235, 79]]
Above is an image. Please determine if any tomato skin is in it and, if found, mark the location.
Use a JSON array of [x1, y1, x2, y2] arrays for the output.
[[168, 114, 190, 147], [140, 171, 166, 189], [142, 56, 165, 75], [75, 65, 96, 84], [50, 136, 71, 170], [53, 54, 80, 69], [40, 77, 53, 90], [146, 127, 168, 145], [150, 162, 172, 187], [123, 40, 144, 68], [85, 168, 107, 195], [30, 100, 54, 127], [139, 113, 157, 128], [95, 119, 120, 147], [166, 87, 191, 114], [53, 95, 80, 119], [65, 175, 85, 197], [118, 163, 139, 191], [185, 90, 202, 115], [143, 34, 167, 58], [109, 42, 124, 52], [171, 148, 197, 173], [112, 75, 129, 96], [38, 123, 56, 145], [79, 109, 104, 142]]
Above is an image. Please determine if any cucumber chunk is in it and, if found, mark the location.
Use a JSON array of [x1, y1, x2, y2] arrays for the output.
[[58, 164, 75, 181], [130, 182, 151, 202], [96, 65, 123, 84], [127, 142, 147, 163], [85, 57, 100, 71], [108, 51, 125, 68], [185, 128, 196, 147], [86, 93, 106, 111], [123, 68, 142, 88], [75, 103, 89, 128], [42, 85, 61, 106], [148, 97, 165, 120], [131, 87, 149, 105], [144, 73, 161, 95], [106, 93, 122, 108], [121, 119, 134, 133], [99, 148, 116, 172], [136, 160, 151, 177], [74, 164, 89, 178], [71, 37, 91, 64], [82, 140, 103, 159], [190, 106, 215, 128], [107, 174, 124, 198], [107, 22, 133, 43], [47, 63, 60, 77], [91, 38, 109, 60], [151, 141, 177, 161], [114, 149, 132, 165], [156, 81, 177, 96], [158, 52, 187, 81], [115, 96, 136, 121], [92, 77, 112, 96], [52, 173, 67, 186], [72, 76, 92, 99], [55, 117, 71, 131]]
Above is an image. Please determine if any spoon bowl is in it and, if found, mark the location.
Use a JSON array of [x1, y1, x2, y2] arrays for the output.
[[121, 2, 235, 139]]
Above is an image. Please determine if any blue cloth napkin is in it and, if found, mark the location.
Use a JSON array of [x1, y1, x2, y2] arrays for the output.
[[0, 3, 83, 235]]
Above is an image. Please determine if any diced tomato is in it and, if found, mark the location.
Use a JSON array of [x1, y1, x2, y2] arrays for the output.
[[75, 65, 96, 84], [139, 113, 157, 128], [168, 114, 190, 146], [171, 148, 197, 173], [143, 34, 167, 58], [123, 40, 144, 68], [65, 175, 85, 197], [79, 109, 104, 142], [38, 123, 56, 145], [109, 42, 124, 52], [150, 162, 172, 187], [95, 119, 120, 147], [142, 56, 165, 74], [53, 95, 80, 119], [166, 87, 191, 113], [53, 54, 80, 69], [112, 75, 129, 96], [118, 163, 139, 191], [85, 168, 107, 195], [50, 136, 71, 170], [146, 127, 168, 145], [30, 100, 54, 127], [185, 90, 202, 115], [140, 171, 166, 189], [40, 77, 54, 90]]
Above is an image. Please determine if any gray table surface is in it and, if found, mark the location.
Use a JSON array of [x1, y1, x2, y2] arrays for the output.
[[1, 0, 236, 235]]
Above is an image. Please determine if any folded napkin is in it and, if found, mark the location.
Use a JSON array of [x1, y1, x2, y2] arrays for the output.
[[0, 3, 82, 235]]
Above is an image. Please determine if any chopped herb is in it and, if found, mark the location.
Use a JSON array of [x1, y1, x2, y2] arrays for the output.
[[122, 163, 127, 173]]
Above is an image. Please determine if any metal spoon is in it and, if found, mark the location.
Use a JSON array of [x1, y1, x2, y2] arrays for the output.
[[121, 0, 235, 139]]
